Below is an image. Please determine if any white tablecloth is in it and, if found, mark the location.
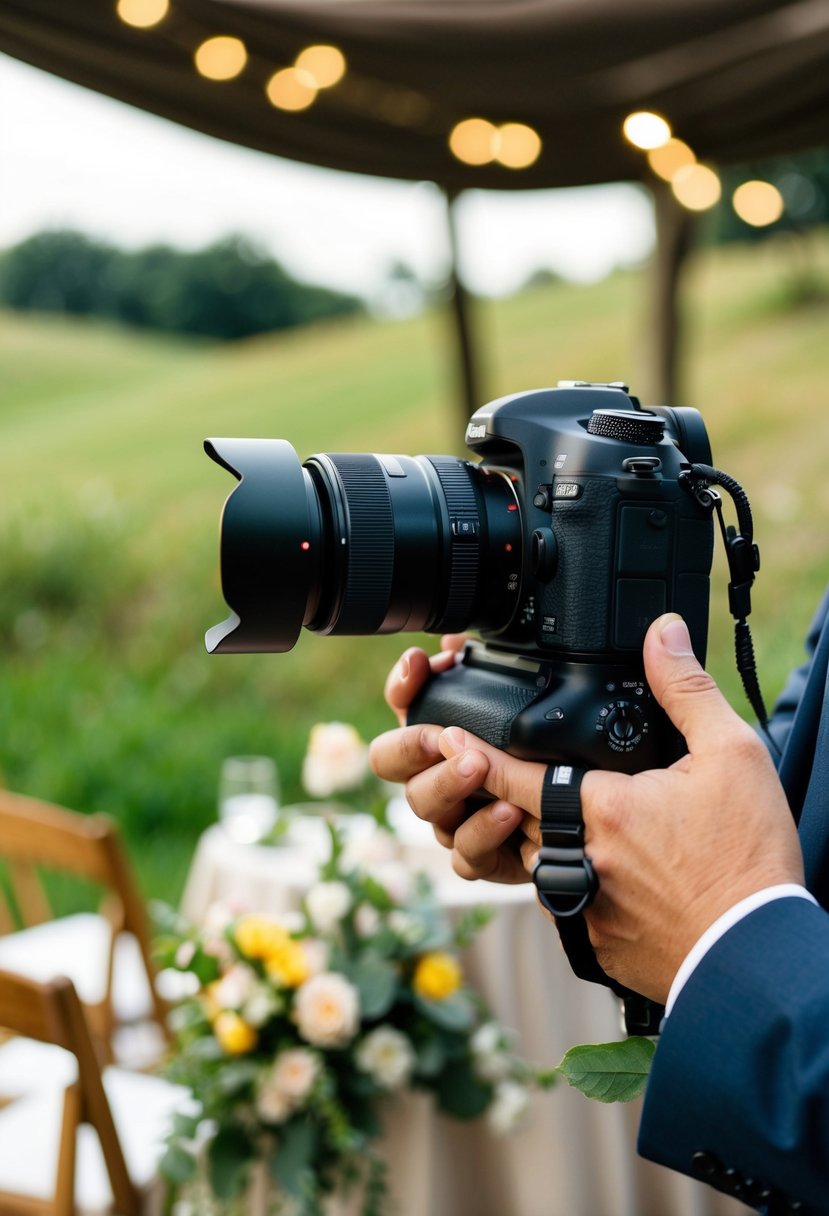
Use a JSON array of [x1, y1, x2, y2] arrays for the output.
[[181, 818, 748, 1216]]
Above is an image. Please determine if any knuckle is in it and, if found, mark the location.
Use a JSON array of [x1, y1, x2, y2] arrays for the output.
[[664, 665, 719, 702]]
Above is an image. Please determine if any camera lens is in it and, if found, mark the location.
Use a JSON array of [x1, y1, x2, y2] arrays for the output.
[[205, 439, 522, 653]]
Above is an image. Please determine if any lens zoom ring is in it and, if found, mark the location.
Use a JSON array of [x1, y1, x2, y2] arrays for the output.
[[330, 456, 394, 632], [429, 458, 480, 631]]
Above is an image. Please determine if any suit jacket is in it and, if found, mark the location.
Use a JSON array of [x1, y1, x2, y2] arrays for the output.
[[639, 589, 829, 1214]]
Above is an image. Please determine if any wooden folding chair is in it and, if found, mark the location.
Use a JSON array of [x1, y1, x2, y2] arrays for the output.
[[0, 969, 190, 1216], [0, 790, 170, 1065]]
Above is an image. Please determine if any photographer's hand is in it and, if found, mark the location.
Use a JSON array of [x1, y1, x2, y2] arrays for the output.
[[579, 613, 804, 1003], [371, 637, 540, 884]]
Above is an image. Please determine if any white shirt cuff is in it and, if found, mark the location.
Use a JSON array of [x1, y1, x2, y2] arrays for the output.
[[664, 884, 818, 1017]]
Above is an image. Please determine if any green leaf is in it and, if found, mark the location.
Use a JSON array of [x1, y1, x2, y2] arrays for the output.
[[344, 951, 398, 1019], [171, 1110, 202, 1139], [269, 1116, 317, 1200], [207, 1124, 254, 1200], [557, 1037, 657, 1103], [159, 1142, 197, 1186], [415, 1035, 447, 1077], [435, 1058, 492, 1120], [414, 990, 475, 1032]]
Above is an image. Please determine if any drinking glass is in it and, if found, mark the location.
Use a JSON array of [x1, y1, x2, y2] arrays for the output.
[[218, 755, 280, 843]]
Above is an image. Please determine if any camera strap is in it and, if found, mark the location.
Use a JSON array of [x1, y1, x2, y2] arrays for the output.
[[532, 764, 596, 917], [532, 764, 664, 1033]]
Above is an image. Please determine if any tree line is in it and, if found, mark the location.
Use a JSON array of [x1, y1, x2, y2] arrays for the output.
[[0, 230, 362, 341]]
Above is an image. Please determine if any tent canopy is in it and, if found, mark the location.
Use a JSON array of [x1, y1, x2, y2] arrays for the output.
[[1, 0, 827, 192]]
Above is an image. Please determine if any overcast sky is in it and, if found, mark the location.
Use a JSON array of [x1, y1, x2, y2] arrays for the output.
[[0, 53, 655, 300]]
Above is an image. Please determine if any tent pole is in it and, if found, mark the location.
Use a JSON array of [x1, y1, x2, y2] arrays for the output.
[[445, 188, 482, 428], [650, 179, 694, 404]]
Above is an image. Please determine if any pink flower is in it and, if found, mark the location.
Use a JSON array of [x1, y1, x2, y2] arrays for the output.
[[294, 972, 360, 1048]]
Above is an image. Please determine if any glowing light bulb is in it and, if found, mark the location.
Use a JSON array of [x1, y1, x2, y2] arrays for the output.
[[732, 180, 784, 227], [448, 118, 498, 165], [647, 138, 695, 182], [116, 0, 168, 28], [194, 36, 248, 81], [266, 68, 318, 112], [295, 45, 346, 88], [671, 163, 722, 211], [623, 111, 672, 150], [495, 123, 542, 169]]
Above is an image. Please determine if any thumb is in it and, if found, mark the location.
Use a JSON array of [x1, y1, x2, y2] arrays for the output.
[[643, 613, 740, 754]]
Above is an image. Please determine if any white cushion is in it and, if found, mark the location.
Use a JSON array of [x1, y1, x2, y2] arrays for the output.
[[0, 1066, 194, 1215], [0, 913, 154, 1022]]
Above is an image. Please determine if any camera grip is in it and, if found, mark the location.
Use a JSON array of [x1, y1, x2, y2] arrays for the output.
[[406, 662, 538, 749]]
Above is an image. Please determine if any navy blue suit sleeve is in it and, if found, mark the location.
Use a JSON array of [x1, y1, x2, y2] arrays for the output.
[[639, 897, 829, 1212]]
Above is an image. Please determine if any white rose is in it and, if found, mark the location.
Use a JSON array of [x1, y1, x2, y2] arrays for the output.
[[272, 1047, 320, 1101], [354, 903, 381, 938], [212, 963, 257, 1010], [373, 861, 414, 904], [342, 830, 399, 872], [387, 910, 425, 946], [243, 982, 283, 1028], [487, 1080, 530, 1134], [256, 1077, 293, 1124], [471, 1022, 513, 1081], [305, 881, 352, 934], [294, 972, 360, 1048], [302, 722, 369, 797], [356, 1026, 415, 1090]]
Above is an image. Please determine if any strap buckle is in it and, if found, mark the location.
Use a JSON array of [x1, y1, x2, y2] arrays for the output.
[[531, 764, 598, 917]]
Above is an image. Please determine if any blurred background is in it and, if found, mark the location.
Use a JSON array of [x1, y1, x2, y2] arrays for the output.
[[1, 1, 828, 905]]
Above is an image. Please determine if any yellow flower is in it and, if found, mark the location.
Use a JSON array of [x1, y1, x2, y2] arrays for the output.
[[413, 952, 462, 1001], [265, 939, 311, 988], [234, 914, 289, 960], [214, 1010, 257, 1055]]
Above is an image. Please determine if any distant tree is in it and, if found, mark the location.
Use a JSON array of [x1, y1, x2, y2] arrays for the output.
[[0, 230, 362, 340]]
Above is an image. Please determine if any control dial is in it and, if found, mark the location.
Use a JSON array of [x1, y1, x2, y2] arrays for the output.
[[587, 409, 664, 445], [596, 699, 648, 753]]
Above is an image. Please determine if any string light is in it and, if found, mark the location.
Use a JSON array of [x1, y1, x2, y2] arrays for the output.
[[496, 123, 542, 169], [295, 45, 346, 89], [733, 180, 784, 227], [623, 111, 672, 150], [194, 36, 247, 81], [647, 138, 695, 182], [266, 67, 318, 112], [449, 118, 541, 168], [671, 163, 722, 211], [116, 0, 168, 27], [449, 118, 498, 165]]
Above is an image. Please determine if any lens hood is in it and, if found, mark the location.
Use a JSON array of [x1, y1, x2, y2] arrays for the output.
[[204, 437, 316, 653]]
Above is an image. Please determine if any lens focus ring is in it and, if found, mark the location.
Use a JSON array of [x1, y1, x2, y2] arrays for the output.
[[428, 457, 480, 632], [328, 455, 394, 632]]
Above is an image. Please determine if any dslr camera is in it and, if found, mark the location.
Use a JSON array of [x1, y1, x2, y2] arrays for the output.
[[205, 380, 716, 773]]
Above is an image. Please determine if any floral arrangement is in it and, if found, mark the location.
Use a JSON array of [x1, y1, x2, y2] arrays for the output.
[[155, 822, 555, 1215]]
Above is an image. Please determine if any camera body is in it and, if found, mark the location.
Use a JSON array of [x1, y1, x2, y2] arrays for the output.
[[407, 380, 714, 771], [205, 380, 715, 773]]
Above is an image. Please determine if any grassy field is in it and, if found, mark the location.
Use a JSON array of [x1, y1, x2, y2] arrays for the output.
[[2, 227, 828, 903]]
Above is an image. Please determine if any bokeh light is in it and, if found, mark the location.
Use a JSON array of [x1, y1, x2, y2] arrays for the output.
[[116, 0, 168, 28], [266, 68, 318, 112], [495, 123, 542, 169], [194, 36, 248, 81], [671, 163, 722, 210], [622, 111, 672, 150], [732, 180, 784, 227], [449, 118, 498, 165], [647, 138, 696, 182], [295, 45, 346, 89]]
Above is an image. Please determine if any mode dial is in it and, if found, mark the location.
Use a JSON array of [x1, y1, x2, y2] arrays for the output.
[[587, 409, 664, 446], [597, 699, 648, 754]]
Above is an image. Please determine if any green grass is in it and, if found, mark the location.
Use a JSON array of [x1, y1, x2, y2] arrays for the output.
[[2, 228, 828, 903]]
